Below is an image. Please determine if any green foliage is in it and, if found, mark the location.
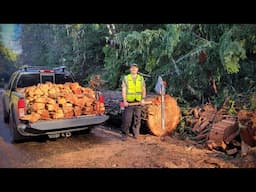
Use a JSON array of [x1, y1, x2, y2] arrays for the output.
[[228, 99, 237, 115], [0, 42, 17, 82], [0, 44, 17, 61], [219, 29, 246, 74], [13, 24, 256, 111], [250, 93, 256, 110], [18, 24, 108, 85], [103, 24, 182, 90]]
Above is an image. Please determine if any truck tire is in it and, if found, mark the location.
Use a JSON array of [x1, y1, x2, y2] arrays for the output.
[[3, 102, 9, 123], [9, 109, 27, 143]]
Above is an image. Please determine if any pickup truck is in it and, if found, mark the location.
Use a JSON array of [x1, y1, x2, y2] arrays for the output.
[[2, 66, 109, 142]]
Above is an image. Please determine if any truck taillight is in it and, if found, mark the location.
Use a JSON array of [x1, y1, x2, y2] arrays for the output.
[[99, 95, 104, 103], [39, 69, 54, 73], [18, 98, 25, 118]]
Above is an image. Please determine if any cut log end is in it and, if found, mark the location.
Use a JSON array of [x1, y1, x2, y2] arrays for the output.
[[145, 95, 181, 136]]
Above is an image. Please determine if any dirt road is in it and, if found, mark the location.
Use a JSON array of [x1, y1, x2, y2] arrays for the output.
[[0, 90, 256, 168]]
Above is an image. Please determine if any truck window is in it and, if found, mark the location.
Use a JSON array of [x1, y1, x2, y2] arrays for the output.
[[7, 72, 17, 90], [42, 75, 54, 84], [55, 74, 74, 84], [16, 74, 40, 88]]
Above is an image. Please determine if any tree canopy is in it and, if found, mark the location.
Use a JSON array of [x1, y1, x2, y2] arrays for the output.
[[2, 24, 256, 108]]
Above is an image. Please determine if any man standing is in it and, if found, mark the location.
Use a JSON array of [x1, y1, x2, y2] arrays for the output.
[[121, 63, 146, 140]]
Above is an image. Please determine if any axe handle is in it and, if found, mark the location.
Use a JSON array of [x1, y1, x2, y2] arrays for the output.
[[128, 101, 152, 106]]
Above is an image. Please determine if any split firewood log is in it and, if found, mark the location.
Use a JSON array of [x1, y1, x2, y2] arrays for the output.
[[53, 109, 64, 119], [37, 109, 50, 120], [34, 97, 48, 104], [57, 97, 67, 105], [62, 106, 73, 114], [46, 104, 59, 112], [74, 106, 82, 116], [47, 98, 56, 105], [29, 112, 41, 123], [31, 103, 45, 111], [64, 111, 74, 118]]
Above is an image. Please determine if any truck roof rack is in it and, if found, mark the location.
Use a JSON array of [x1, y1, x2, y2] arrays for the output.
[[19, 65, 67, 72], [53, 66, 67, 72]]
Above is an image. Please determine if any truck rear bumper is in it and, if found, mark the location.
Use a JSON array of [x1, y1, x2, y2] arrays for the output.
[[18, 115, 109, 136]]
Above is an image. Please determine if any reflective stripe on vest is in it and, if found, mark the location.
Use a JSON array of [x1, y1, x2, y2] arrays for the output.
[[125, 74, 143, 102]]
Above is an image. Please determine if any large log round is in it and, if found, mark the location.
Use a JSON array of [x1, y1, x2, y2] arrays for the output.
[[144, 95, 181, 136]]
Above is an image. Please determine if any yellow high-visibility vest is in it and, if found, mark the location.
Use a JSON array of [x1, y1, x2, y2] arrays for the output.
[[124, 74, 143, 102]]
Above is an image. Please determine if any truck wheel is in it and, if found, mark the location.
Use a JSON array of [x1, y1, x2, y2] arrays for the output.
[[9, 110, 26, 143], [3, 104, 9, 123]]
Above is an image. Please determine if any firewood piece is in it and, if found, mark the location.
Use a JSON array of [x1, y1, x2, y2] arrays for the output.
[[53, 109, 64, 119], [74, 107, 82, 116], [29, 113, 41, 123], [186, 118, 198, 127], [190, 133, 209, 141], [192, 117, 205, 132], [62, 103, 73, 108], [20, 115, 31, 121], [207, 140, 218, 150], [226, 148, 238, 156], [37, 110, 50, 120], [241, 140, 250, 156], [47, 98, 56, 105], [31, 103, 45, 111], [64, 111, 74, 118], [62, 106, 73, 114], [193, 107, 201, 118], [209, 119, 238, 147], [197, 121, 210, 132], [46, 104, 59, 112], [231, 140, 241, 147], [34, 97, 48, 104], [240, 127, 256, 147], [57, 97, 67, 105]]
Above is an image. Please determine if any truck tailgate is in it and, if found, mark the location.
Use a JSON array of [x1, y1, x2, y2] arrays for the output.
[[29, 115, 109, 131]]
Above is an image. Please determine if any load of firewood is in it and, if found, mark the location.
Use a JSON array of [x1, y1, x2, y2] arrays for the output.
[[17, 82, 105, 123]]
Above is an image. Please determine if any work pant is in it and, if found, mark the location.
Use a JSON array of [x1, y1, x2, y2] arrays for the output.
[[121, 105, 142, 137]]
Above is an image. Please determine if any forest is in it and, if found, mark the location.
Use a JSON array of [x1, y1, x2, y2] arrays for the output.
[[1, 24, 256, 110]]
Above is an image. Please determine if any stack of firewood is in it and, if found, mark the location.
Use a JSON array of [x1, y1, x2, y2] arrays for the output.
[[17, 82, 105, 123], [184, 104, 245, 156]]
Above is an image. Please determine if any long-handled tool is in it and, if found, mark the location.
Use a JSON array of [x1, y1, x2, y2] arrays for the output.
[[120, 101, 152, 111], [161, 83, 165, 131], [127, 101, 152, 106]]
